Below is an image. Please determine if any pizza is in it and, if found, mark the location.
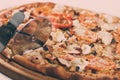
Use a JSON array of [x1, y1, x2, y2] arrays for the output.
[[1, 2, 120, 80]]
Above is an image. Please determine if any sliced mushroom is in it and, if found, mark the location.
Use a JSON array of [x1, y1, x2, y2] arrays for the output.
[[52, 4, 65, 13], [23, 48, 46, 64], [63, 44, 81, 54], [51, 29, 66, 42], [70, 58, 89, 72], [58, 58, 71, 67], [97, 31, 113, 45], [81, 44, 91, 54]]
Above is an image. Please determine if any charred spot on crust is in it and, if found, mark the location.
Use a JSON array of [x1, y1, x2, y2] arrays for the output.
[[113, 77, 119, 80], [46, 66, 67, 80], [69, 74, 83, 80], [46, 67, 60, 78], [97, 76, 112, 80], [116, 68, 120, 70]]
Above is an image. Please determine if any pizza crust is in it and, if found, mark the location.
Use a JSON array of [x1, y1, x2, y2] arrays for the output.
[[13, 55, 119, 80]]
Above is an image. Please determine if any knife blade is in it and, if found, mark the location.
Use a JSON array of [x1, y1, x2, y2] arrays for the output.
[[0, 11, 25, 52]]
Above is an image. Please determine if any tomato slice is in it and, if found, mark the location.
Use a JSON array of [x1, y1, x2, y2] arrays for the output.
[[50, 13, 72, 28]]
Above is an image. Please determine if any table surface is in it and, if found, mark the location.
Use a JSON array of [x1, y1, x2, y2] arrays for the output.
[[0, 0, 120, 80]]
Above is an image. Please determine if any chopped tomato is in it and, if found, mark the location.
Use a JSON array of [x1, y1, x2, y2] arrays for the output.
[[50, 13, 72, 28]]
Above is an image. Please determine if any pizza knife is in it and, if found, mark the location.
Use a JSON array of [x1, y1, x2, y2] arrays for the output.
[[0, 11, 52, 53], [0, 11, 25, 52]]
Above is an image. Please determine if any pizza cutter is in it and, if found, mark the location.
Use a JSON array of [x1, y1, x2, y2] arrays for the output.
[[8, 16, 52, 55], [0, 11, 52, 53], [0, 11, 25, 52], [18, 16, 52, 45]]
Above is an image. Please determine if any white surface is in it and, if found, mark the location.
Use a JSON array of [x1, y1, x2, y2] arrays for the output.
[[0, 73, 12, 80], [0, 0, 120, 17]]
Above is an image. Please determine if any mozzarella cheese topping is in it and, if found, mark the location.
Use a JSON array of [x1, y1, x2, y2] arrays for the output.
[[81, 44, 91, 54], [97, 31, 113, 45], [71, 58, 89, 71]]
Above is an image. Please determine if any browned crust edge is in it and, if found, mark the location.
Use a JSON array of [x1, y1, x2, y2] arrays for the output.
[[13, 55, 85, 80], [13, 55, 120, 80]]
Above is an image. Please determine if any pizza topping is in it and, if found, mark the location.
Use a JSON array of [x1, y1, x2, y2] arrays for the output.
[[102, 46, 114, 59], [24, 11, 30, 20], [67, 35, 77, 44], [115, 57, 120, 70], [50, 13, 72, 28], [58, 58, 71, 67], [116, 43, 120, 54], [103, 14, 114, 23], [51, 29, 66, 42], [45, 39, 56, 46], [87, 56, 116, 71], [94, 44, 104, 56], [113, 28, 120, 42], [70, 58, 89, 72], [72, 20, 81, 27], [73, 27, 86, 36], [32, 4, 53, 16], [60, 54, 75, 62], [91, 26, 101, 32], [100, 23, 119, 31], [23, 48, 46, 64], [83, 30, 98, 43], [97, 31, 113, 45], [63, 44, 81, 54], [81, 44, 91, 54], [52, 4, 65, 13], [79, 12, 97, 29]]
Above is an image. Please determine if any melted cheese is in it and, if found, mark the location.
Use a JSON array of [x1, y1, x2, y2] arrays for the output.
[[81, 44, 91, 54], [51, 29, 66, 42], [97, 31, 113, 45], [70, 58, 88, 71], [52, 4, 65, 13]]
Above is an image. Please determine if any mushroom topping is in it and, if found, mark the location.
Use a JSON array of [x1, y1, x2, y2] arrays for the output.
[[23, 48, 45, 64], [63, 44, 81, 54], [24, 11, 30, 20], [51, 29, 66, 42], [52, 4, 65, 13], [81, 44, 91, 54], [58, 58, 71, 67], [72, 20, 81, 27], [97, 31, 113, 45], [70, 58, 89, 71]]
